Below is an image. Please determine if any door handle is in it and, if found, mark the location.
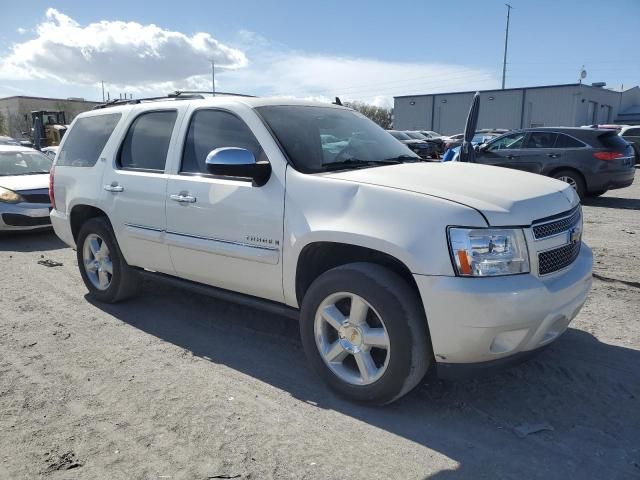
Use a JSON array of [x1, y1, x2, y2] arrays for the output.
[[104, 183, 124, 192], [547, 153, 560, 159], [170, 193, 197, 203]]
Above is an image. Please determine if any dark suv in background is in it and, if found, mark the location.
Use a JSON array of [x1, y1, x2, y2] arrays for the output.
[[475, 127, 635, 198]]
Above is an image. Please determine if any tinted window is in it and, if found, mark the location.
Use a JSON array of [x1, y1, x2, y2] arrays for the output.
[[599, 132, 631, 151], [554, 134, 584, 148], [388, 131, 411, 140], [57, 113, 121, 167], [257, 106, 418, 173], [118, 111, 176, 171], [487, 132, 526, 151], [524, 132, 557, 148], [182, 110, 263, 174], [624, 128, 640, 136]]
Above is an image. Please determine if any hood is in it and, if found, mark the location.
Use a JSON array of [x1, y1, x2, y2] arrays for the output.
[[0, 174, 50, 192], [324, 162, 578, 226]]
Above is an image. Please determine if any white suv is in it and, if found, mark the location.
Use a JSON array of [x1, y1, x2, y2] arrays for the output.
[[50, 94, 593, 404]]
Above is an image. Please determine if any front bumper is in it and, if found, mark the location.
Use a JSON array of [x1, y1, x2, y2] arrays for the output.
[[415, 243, 592, 367], [0, 203, 51, 231]]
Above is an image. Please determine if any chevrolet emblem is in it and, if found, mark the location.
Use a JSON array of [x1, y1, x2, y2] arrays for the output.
[[569, 227, 581, 244]]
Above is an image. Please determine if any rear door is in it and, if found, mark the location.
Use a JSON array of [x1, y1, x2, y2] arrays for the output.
[[477, 132, 526, 168], [101, 107, 185, 274]]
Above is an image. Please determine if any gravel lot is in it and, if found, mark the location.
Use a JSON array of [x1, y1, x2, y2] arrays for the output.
[[1, 176, 638, 480]]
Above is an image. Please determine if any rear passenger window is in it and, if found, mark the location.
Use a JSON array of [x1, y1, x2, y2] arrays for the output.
[[554, 134, 584, 148], [119, 111, 177, 172], [624, 128, 640, 136], [524, 132, 557, 148], [181, 109, 263, 174], [56, 113, 121, 167]]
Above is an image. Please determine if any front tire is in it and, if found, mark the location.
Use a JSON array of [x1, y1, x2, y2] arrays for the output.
[[76, 217, 139, 303], [300, 263, 431, 405]]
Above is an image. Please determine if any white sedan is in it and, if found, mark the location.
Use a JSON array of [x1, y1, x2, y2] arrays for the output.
[[0, 145, 53, 231]]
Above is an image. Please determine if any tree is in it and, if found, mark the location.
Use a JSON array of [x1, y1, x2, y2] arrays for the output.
[[344, 101, 393, 130], [0, 112, 7, 136]]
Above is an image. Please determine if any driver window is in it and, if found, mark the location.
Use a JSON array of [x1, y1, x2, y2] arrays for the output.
[[181, 109, 265, 174], [487, 133, 526, 151]]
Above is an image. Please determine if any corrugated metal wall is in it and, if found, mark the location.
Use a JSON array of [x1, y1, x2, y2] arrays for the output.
[[394, 85, 626, 135]]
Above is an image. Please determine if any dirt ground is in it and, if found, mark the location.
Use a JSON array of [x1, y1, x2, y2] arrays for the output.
[[0, 176, 638, 480]]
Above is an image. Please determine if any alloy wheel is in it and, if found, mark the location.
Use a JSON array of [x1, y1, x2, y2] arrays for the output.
[[314, 292, 390, 385], [82, 233, 113, 290]]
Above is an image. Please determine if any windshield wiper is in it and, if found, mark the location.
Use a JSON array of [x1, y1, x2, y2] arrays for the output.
[[382, 154, 420, 163], [323, 158, 403, 171]]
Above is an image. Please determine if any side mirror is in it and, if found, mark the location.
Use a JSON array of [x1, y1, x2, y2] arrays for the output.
[[205, 147, 271, 187]]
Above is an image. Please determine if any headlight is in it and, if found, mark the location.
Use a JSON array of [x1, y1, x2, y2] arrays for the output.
[[448, 227, 529, 276], [0, 186, 25, 204]]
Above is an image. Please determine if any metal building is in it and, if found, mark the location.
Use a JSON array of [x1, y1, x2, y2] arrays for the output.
[[0, 95, 100, 140], [394, 83, 640, 135]]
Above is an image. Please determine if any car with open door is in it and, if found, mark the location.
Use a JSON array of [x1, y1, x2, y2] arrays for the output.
[[50, 93, 592, 405]]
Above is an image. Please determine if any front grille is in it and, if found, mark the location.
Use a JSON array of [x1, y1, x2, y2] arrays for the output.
[[538, 242, 581, 275], [2, 213, 51, 227], [533, 207, 581, 239]]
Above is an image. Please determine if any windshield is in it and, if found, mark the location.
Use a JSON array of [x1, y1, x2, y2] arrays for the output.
[[388, 130, 411, 141], [0, 151, 53, 176], [256, 106, 418, 173], [405, 132, 428, 140]]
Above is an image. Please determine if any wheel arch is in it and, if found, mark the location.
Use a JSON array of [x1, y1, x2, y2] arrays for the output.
[[69, 204, 112, 242], [294, 241, 420, 308]]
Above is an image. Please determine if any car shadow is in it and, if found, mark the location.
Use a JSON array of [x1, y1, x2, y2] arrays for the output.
[[583, 195, 640, 210], [87, 282, 640, 479], [0, 229, 68, 252]]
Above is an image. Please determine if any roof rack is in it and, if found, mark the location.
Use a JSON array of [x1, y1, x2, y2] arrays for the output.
[[170, 90, 257, 98], [92, 90, 255, 109]]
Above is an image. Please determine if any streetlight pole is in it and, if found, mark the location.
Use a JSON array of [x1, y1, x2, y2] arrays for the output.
[[501, 3, 512, 90], [211, 60, 215, 96]]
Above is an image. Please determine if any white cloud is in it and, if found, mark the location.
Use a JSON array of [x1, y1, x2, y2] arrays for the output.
[[0, 9, 246, 89], [0, 13, 499, 107]]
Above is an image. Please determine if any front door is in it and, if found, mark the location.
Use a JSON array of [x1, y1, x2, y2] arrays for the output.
[[165, 108, 285, 303], [478, 132, 526, 169]]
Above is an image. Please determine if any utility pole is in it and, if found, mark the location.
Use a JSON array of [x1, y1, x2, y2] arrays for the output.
[[501, 3, 512, 90], [211, 60, 216, 96], [101, 81, 105, 102]]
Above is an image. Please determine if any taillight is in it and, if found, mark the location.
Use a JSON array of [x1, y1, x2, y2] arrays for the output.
[[49, 166, 56, 209], [593, 151, 624, 161]]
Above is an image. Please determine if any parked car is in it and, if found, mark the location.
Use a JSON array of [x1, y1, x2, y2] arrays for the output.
[[387, 130, 437, 159], [619, 125, 640, 164], [444, 132, 500, 151], [473, 128, 635, 198], [0, 145, 53, 230], [403, 131, 440, 158], [0, 136, 21, 146], [50, 96, 592, 405], [417, 130, 446, 153], [41, 146, 59, 160], [441, 133, 497, 162]]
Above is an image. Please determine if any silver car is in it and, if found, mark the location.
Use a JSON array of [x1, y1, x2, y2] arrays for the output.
[[0, 146, 53, 231]]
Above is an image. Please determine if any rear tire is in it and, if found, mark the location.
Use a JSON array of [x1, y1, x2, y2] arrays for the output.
[[552, 169, 586, 200], [300, 262, 431, 405], [76, 217, 139, 303]]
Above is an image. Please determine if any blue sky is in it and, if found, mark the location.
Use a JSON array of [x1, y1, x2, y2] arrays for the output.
[[1, 0, 638, 106]]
